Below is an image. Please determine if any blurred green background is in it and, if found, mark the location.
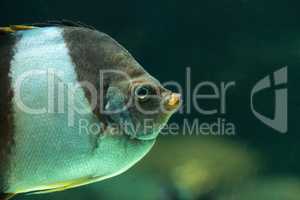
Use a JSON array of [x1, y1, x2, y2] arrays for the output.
[[1, 0, 299, 199]]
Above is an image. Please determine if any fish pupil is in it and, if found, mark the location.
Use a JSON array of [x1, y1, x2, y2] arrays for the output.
[[138, 87, 148, 96], [135, 85, 156, 99]]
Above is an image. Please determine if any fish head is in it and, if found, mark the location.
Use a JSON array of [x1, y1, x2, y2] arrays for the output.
[[104, 73, 181, 141], [66, 28, 182, 141]]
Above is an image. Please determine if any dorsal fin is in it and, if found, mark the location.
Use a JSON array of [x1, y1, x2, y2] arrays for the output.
[[0, 20, 96, 35], [0, 25, 35, 34], [27, 19, 96, 30]]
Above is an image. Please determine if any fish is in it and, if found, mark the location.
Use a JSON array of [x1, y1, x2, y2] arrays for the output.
[[0, 22, 181, 199]]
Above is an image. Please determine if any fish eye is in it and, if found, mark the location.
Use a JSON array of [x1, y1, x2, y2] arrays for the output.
[[134, 84, 157, 101]]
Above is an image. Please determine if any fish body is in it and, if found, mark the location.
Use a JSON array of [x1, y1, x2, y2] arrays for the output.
[[0, 24, 180, 198]]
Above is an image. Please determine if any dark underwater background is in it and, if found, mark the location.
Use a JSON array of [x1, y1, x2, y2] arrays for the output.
[[1, 0, 300, 199]]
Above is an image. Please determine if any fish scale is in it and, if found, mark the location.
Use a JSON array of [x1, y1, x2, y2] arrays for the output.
[[0, 24, 180, 199], [6, 27, 155, 193], [9, 27, 97, 192]]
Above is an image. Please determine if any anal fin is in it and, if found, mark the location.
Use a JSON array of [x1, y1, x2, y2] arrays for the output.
[[30, 176, 97, 194], [0, 193, 16, 200]]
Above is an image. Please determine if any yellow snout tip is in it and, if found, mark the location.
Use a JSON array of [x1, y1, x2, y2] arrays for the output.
[[166, 93, 181, 110]]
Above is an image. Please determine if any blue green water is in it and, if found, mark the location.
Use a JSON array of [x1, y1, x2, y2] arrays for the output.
[[1, 0, 299, 199]]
